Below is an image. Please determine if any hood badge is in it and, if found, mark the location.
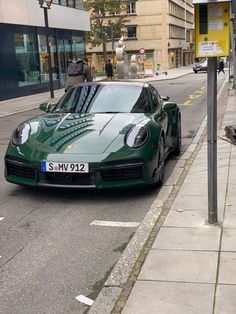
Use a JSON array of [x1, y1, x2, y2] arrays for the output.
[[67, 144, 73, 150]]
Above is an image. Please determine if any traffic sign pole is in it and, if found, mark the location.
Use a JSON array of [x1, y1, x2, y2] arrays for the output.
[[207, 57, 218, 224]]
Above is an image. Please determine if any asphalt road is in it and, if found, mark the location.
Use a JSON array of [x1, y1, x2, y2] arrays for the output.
[[0, 72, 227, 314]]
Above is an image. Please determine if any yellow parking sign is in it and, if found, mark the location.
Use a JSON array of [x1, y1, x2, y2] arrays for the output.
[[194, 1, 230, 58]]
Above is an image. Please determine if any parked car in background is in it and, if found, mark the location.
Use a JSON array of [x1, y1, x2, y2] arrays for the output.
[[193, 59, 208, 73]]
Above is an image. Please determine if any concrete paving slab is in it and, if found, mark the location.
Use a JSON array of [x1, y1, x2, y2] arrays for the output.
[[178, 183, 227, 197], [171, 195, 208, 210], [228, 177, 236, 186], [138, 250, 218, 283], [171, 195, 225, 211], [221, 229, 236, 251], [224, 210, 236, 227], [218, 252, 236, 284], [225, 196, 236, 207], [229, 158, 236, 165], [228, 164, 236, 173], [183, 173, 207, 184], [215, 284, 236, 314], [188, 164, 208, 173], [122, 281, 214, 314], [164, 210, 210, 228], [153, 226, 221, 251], [188, 166, 229, 177]]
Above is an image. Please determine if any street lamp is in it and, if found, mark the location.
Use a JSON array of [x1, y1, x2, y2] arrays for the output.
[[38, 0, 54, 98]]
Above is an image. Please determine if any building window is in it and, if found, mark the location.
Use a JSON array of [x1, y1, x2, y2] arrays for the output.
[[75, 0, 83, 9], [72, 36, 86, 59], [60, 0, 67, 6], [186, 29, 190, 42], [37, 35, 57, 83], [15, 34, 40, 87], [52, 0, 83, 9], [127, 25, 137, 38], [169, 24, 185, 39], [127, 2, 136, 15], [68, 0, 75, 8]]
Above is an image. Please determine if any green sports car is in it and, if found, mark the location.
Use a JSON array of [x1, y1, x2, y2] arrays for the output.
[[5, 82, 181, 189]]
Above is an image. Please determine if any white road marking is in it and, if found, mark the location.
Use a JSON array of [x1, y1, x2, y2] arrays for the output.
[[0, 217, 4, 221], [75, 295, 94, 306], [90, 220, 140, 228]]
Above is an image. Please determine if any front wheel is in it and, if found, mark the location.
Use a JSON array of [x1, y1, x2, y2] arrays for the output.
[[155, 136, 165, 187], [173, 117, 181, 156]]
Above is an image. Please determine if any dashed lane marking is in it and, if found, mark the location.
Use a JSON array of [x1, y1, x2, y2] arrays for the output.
[[90, 220, 140, 228], [75, 295, 94, 306], [180, 100, 192, 106], [179, 88, 204, 105]]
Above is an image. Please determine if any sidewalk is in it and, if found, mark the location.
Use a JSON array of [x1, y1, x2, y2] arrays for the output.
[[0, 65, 193, 118], [120, 89, 236, 314]]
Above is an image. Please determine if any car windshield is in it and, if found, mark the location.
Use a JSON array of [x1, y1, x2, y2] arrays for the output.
[[53, 84, 151, 114]]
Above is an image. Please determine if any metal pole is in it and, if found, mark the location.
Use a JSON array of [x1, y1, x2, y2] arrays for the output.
[[207, 57, 218, 224], [44, 7, 54, 98]]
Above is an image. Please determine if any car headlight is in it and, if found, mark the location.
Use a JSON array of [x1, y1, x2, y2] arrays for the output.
[[12, 123, 31, 145], [126, 125, 149, 148]]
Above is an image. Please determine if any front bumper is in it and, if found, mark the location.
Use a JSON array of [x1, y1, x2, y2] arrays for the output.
[[5, 156, 156, 189]]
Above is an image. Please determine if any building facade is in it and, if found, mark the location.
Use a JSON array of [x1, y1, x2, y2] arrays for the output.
[[87, 0, 194, 73], [0, 0, 90, 100]]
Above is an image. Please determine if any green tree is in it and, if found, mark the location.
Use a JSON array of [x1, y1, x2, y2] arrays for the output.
[[84, 0, 130, 62]]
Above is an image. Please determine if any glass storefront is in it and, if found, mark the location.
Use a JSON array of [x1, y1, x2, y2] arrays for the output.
[[0, 24, 86, 100], [72, 36, 85, 60], [37, 35, 58, 82], [15, 33, 40, 87], [57, 39, 71, 86]]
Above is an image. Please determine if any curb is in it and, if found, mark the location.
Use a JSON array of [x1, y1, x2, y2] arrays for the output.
[[88, 75, 230, 314]]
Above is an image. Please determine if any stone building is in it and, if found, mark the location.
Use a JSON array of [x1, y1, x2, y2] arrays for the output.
[[87, 0, 194, 72]]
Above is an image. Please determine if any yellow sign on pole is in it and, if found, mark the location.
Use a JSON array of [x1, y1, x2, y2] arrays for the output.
[[195, 2, 230, 58]]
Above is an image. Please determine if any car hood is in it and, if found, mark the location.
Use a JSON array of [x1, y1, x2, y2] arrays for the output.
[[31, 112, 148, 154]]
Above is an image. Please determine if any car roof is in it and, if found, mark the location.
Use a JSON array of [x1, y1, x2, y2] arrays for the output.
[[74, 81, 150, 88]]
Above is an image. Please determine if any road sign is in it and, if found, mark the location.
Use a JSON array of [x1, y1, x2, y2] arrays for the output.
[[195, 2, 230, 58]]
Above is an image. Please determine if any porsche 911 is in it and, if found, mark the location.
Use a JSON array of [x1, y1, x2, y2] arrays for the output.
[[5, 82, 181, 189]]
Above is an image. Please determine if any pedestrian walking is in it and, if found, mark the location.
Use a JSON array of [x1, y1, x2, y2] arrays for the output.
[[82, 57, 93, 82], [91, 62, 96, 81], [65, 57, 92, 92], [218, 59, 225, 74], [105, 59, 113, 81]]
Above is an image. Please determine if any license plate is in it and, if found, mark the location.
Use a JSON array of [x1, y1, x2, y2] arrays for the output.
[[41, 161, 89, 173]]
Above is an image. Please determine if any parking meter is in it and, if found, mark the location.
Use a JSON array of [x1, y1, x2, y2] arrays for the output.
[[193, 0, 231, 58]]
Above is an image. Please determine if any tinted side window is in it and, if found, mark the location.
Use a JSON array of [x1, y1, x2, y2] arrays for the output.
[[131, 88, 151, 113], [150, 87, 162, 112]]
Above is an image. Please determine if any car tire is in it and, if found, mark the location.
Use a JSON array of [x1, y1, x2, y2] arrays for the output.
[[173, 116, 181, 156], [194, 70, 198, 73], [155, 136, 165, 187]]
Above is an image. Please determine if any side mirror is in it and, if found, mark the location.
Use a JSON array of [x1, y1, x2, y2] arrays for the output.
[[161, 96, 170, 101], [162, 102, 177, 112], [39, 102, 52, 113]]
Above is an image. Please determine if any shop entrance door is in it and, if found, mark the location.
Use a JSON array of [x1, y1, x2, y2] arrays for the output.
[[57, 39, 71, 87]]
